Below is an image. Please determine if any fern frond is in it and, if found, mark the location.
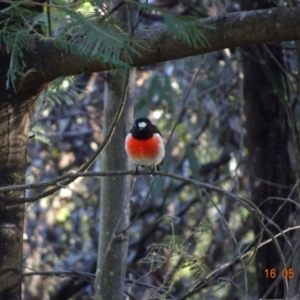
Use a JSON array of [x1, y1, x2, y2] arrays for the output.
[[29, 122, 50, 144], [45, 76, 84, 105], [181, 254, 208, 278], [194, 219, 213, 234], [134, 1, 214, 48], [162, 13, 212, 48], [161, 235, 187, 254], [53, 8, 141, 68], [139, 251, 168, 271], [2, 27, 34, 89], [0, 5, 48, 89]]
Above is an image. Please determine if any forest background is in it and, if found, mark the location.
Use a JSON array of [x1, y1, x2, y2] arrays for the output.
[[1, 0, 300, 299]]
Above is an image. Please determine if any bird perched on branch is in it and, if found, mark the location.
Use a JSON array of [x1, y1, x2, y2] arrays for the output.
[[125, 118, 165, 174]]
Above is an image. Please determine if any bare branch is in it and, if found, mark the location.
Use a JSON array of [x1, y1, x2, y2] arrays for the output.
[[0, 170, 259, 210]]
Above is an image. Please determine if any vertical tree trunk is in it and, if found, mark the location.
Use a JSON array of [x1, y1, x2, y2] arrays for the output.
[[0, 55, 33, 299], [237, 0, 294, 295], [287, 40, 300, 298], [242, 42, 292, 298], [94, 3, 138, 299], [236, 1, 295, 299], [229, 1, 294, 297], [94, 69, 135, 299]]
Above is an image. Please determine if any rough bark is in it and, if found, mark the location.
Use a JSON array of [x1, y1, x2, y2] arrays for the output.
[[243, 42, 292, 298], [287, 39, 300, 299], [239, 1, 294, 298], [0, 51, 35, 299]]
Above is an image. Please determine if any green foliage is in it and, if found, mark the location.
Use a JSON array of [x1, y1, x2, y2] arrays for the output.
[[181, 254, 207, 279], [138, 215, 211, 299], [162, 13, 211, 48], [194, 219, 213, 234], [149, 234, 187, 255], [0, 0, 213, 89], [0, 5, 46, 89], [0, 17, 36, 88], [139, 249, 168, 271], [135, 2, 214, 48], [47, 76, 78, 105], [141, 215, 210, 281], [53, 7, 140, 68], [29, 76, 83, 144], [29, 122, 50, 144]]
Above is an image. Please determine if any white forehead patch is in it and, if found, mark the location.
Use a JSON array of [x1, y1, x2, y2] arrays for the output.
[[138, 121, 147, 128]]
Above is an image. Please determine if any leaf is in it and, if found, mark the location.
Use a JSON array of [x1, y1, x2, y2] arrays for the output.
[[53, 8, 141, 68], [194, 219, 213, 234], [134, 2, 214, 48], [181, 254, 208, 278], [162, 13, 212, 48]]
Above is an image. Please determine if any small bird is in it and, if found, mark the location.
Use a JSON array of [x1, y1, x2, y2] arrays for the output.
[[125, 118, 165, 174]]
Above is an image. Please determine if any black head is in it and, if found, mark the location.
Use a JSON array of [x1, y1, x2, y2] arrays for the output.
[[130, 118, 161, 140]]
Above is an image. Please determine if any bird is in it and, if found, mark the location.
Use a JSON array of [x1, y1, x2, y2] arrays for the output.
[[125, 117, 165, 174]]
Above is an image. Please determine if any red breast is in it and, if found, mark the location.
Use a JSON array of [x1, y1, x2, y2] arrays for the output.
[[125, 118, 165, 166]]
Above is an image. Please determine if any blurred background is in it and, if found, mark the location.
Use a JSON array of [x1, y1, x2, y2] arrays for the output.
[[22, 0, 299, 299]]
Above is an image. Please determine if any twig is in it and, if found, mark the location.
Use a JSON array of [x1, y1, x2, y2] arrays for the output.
[[218, 277, 252, 300], [205, 189, 250, 295], [46, 0, 51, 37], [0, 170, 255, 207], [22, 225, 300, 300], [3, 66, 129, 204], [165, 54, 207, 148], [120, 177, 156, 234]]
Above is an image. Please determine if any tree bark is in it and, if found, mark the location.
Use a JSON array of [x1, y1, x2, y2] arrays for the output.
[[239, 1, 294, 298], [94, 1, 138, 299], [0, 53, 34, 299], [243, 42, 292, 298], [7, 7, 300, 88], [94, 70, 135, 299]]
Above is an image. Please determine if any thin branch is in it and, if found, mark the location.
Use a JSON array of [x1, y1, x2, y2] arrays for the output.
[[218, 277, 252, 300], [4, 71, 129, 206], [165, 54, 206, 148], [0, 170, 255, 208], [22, 270, 174, 296], [22, 225, 300, 300], [177, 225, 300, 300], [120, 177, 156, 234], [205, 189, 250, 295]]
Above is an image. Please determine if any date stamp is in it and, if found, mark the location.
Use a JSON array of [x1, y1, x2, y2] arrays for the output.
[[264, 268, 294, 279]]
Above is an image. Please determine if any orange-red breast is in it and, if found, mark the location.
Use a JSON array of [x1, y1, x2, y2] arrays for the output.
[[125, 118, 165, 173]]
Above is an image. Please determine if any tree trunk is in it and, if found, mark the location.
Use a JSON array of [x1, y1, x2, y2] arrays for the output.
[[94, 69, 135, 299], [94, 3, 138, 298], [242, 42, 292, 298], [236, 0, 295, 296], [236, 2, 296, 299], [0, 54, 34, 299]]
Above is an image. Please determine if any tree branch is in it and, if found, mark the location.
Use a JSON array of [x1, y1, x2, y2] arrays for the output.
[[23, 7, 300, 91], [0, 170, 260, 212]]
